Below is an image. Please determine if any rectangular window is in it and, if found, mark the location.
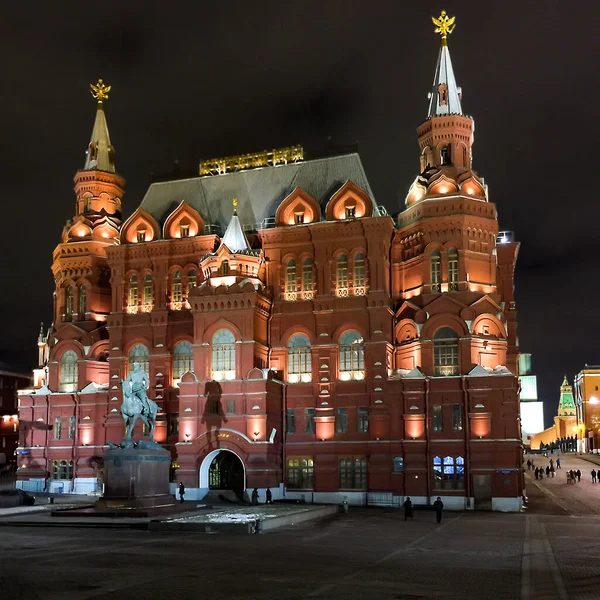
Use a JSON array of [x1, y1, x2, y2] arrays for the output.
[[335, 408, 347, 434], [452, 404, 463, 432], [168, 413, 179, 436], [304, 408, 315, 434], [286, 408, 295, 435], [339, 457, 367, 489], [433, 456, 465, 490], [433, 405, 443, 432], [358, 407, 369, 433], [286, 457, 314, 489], [51, 460, 74, 480], [393, 456, 404, 473], [54, 417, 62, 440], [227, 400, 236, 414], [68, 416, 76, 441]]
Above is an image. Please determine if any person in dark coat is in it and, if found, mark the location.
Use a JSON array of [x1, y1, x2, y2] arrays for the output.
[[265, 488, 272, 504], [545, 465, 550, 478], [576, 469, 581, 482], [178, 482, 185, 503], [433, 496, 444, 523], [592, 469, 597, 483], [251, 488, 259, 505], [403, 497, 413, 521], [527, 459, 532, 470], [534, 467, 539, 480]]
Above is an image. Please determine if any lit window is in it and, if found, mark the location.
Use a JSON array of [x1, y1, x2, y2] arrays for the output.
[[286, 457, 313, 489], [128, 344, 149, 374], [302, 258, 313, 296], [354, 253, 365, 291], [433, 455, 464, 490], [433, 404, 443, 432], [430, 251, 441, 292], [137, 230, 146, 243], [295, 212, 304, 224], [78, 285, 87, 317], [128, 275, 138, 311], [143, 274, 153, 309], [285, 260, 297, 298], [345, 205, 356, 218], [54, 417, 62, 440], [392, 456, 404, 473], [448, 248, 458, 291], [65, 286, 74, 321], [172, 341, 193, 383], [339, 457, 367, 489], [335, 408, 347, 434], [358, 407, 369, 433], [180, 224, 190, 238], [337, 255, 348, 293], [304, 408, 315, 434], [211, 329, 235, 380], [339, 330, 364, 380], [52, 459, 74, 480], [433, 327, 459, 376], [59, 351, 78, 392], [172, 271, 182, 304], [287, 334, 312, 383]]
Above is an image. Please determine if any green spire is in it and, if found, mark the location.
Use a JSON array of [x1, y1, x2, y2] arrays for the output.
[[558, 375, 575, 415]]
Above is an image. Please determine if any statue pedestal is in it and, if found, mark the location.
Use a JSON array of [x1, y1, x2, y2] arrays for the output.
[[95, 446, 174, 511]]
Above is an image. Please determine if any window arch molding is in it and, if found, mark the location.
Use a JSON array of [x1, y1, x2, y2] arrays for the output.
[[275, 187, 320, 226], [120, 207, 160, 244], [286, 333, 312, 383], [336, 328, 365, 381], [325, 180, 373, 221], [432, 326, 459, 377], [127, 342, 150, 375], [421, 314, 468, 340], [59, 349, 79, 392]]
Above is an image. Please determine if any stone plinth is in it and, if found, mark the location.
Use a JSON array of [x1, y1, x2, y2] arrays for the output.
[[96, 446, 174, 511]]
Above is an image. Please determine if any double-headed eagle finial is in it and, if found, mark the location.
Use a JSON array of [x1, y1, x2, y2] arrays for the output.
[[90, 79, 111, 104], [432, 11, 456, 45], [232, 198, 238, 215]]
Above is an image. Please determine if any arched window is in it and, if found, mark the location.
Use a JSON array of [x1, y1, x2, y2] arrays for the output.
[[172, 341, 193, 383], [430, 251, 441, 292], [463, 146, 469, 166], [172, 271, 182, 304], [65, 286, 74, 321], [336, 255, 348, 294], [143, 274, 153, 308], [339, 330, 364, 380], [285, 260, 297, 297], [354, 253, 365, 291], [302, 258, 313, 295], [448, 248, 459, 291], [59, 350, 78, 392], [187, 269, 197, 291], [78, 285, 87, 317], [287, 334, 312, 383], [128, 344, 149, 374], [211, 329, 235, 381], [440, 145, 450, 165], [433, 327, 459, 376], [128, 275, 138, 312]]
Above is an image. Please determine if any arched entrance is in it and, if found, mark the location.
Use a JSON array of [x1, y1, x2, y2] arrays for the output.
[[199, 449, 245, 498]]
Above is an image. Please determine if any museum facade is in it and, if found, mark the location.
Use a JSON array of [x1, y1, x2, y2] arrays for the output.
[[16, 15, 523, 510]]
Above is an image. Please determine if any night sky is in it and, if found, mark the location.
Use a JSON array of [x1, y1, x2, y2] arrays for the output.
[[0, 1, 596, 426]]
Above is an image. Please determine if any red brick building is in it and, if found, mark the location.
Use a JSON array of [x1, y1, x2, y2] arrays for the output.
[[0, 363, 31, 468], [17, 17, 523, 509]]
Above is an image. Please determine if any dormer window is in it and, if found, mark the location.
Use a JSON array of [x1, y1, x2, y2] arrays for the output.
[[137, 230, 146, 243], [438, 83, 449, 107], [221, 260, 229, 276], [180, 224, 190, 238], [440, 145, 450, 165], [295, 212, 304, 225], [346, 205, 356, 219]]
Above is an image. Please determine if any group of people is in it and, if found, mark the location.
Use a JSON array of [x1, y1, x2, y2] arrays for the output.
[[403, 496, 444, 523], [528, 456, 561, 479]]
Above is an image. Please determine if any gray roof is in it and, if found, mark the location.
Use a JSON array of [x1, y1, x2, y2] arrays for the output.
[[427, 44, 463, 117], [138, 153, 378, 231]]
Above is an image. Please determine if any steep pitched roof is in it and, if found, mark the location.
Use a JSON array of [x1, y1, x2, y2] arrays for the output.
[[220, 213, 250, 253], [558, 375, 575, 413], [427, 43, 463, 117], [83, 105, 115, 173], [138, 153, 377, 232]]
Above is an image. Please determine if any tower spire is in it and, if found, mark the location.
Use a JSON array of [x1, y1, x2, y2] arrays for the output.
[[220, 199, 250, 253], [83, 79, 116, 173], [427, 11, 462, 117]]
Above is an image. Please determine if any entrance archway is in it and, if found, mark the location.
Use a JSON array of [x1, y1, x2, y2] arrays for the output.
[[199, 449, 245, 497]]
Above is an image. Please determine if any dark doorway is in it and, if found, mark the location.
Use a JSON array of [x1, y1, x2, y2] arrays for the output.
[[473, 474, 492, 510], [208, 451, 244, 496]]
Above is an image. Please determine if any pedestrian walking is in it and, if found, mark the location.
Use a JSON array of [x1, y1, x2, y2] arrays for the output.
[[527, 459, 532, 470], [577, 469, 581, 483], [592, 469, 597, 483], [550, 465, 555, 478], [433, 496, 444, 523], [556, 458, 561, 469], [534, 467, 539, 480], [403, 497, 413, 521], [549, 458, 554, 469], [178, 482, 185, 504], [546, 465, 550, 478], [265, 487, 273, 504], [251, 488, 259, 505]]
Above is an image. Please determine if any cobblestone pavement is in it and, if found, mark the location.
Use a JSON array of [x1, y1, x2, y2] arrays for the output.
[[2, 460, 600, 600]]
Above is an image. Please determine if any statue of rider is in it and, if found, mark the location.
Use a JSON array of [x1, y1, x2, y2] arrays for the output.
[[125, 362, 151, 416]]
